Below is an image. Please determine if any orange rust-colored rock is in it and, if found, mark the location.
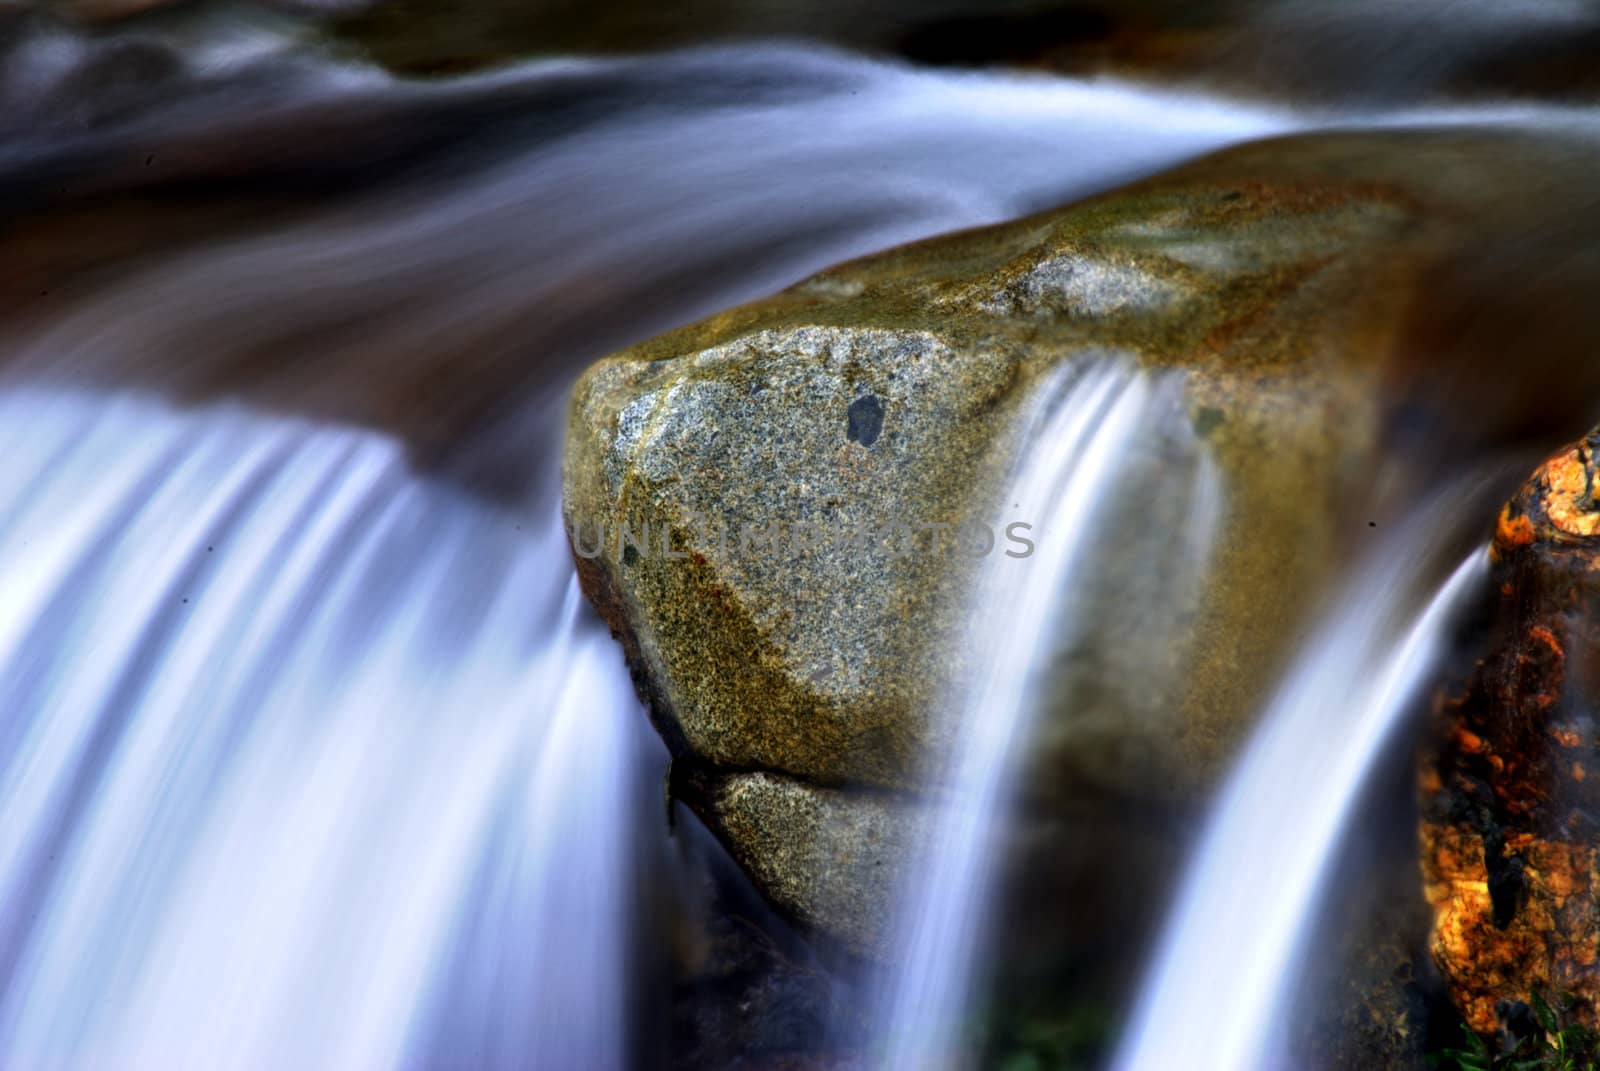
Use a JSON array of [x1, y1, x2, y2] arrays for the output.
[[1421, 428, 1600, 1033]]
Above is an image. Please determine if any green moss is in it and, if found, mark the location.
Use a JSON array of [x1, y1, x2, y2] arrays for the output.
[[985, 999, 1117, 1071], [1434, 991, 1600, 1071]]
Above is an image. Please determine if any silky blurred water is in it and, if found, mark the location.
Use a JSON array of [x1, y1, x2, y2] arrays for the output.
[[875, 362, 1222, 1070], [1113, 483, 1504, 1071], [2, 11, 1590, 1069], [0, 388, 645, 1069]]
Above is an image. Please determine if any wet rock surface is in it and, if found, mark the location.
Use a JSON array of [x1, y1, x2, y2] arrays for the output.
[[564, 129, 1539, 954], [672, 767, 924, 960], [1422, 429, 1600, 1034], [567, 126, 1600, 960]]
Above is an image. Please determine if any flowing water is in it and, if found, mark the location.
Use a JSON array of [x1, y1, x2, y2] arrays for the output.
[[0, 24, 1304, 1070], [876, 363, 1222, 1070], [0, 12, 1586, 1070], [1112, 482, 1505, 1071], [0, 389, 644, 1069]]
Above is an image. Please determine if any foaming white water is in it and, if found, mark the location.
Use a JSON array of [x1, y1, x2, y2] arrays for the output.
[[876, 362, 1221, 1070], [0, 388, 641, 1070], [1113, 517, 1488, 1071]]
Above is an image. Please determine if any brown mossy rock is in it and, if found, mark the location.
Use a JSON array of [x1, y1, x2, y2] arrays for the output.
[[1421, 429, 1600, 1034], [564, 127, 1600, 955]]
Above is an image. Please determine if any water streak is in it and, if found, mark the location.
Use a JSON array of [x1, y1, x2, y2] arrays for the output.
[[877, 363, 1221, 1070], [1114, 503, 1491, 1071]]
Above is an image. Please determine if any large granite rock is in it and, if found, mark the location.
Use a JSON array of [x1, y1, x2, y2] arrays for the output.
[[1421, 429, 1600, 1035], [565, 130, 1459, 955], [564, 126, 1600, 963]]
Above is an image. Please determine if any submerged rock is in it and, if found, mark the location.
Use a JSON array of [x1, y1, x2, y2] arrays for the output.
[[1421, 429, 1600, 1034]]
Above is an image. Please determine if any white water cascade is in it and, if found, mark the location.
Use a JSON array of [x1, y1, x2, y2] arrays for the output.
[[877, 363, 1222, 1070], [1113, 497, 1494, 1071], [0, 388, 644, 1069]]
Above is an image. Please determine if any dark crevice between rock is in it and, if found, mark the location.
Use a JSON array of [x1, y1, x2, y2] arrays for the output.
[[1483, 827, 1525, 930], [659, 801, 869, 1071], [667, 760, 880, 980]]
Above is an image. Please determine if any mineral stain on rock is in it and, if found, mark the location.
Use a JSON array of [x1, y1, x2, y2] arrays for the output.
[[1193, 405, 1226, 437], [847, 394, 884, 447]]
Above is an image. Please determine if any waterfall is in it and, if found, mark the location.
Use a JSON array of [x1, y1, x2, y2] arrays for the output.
[[0, 387, 644, 1069], [875, 363, 1222, 1070], [1113, 493, 1495, 1071]]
